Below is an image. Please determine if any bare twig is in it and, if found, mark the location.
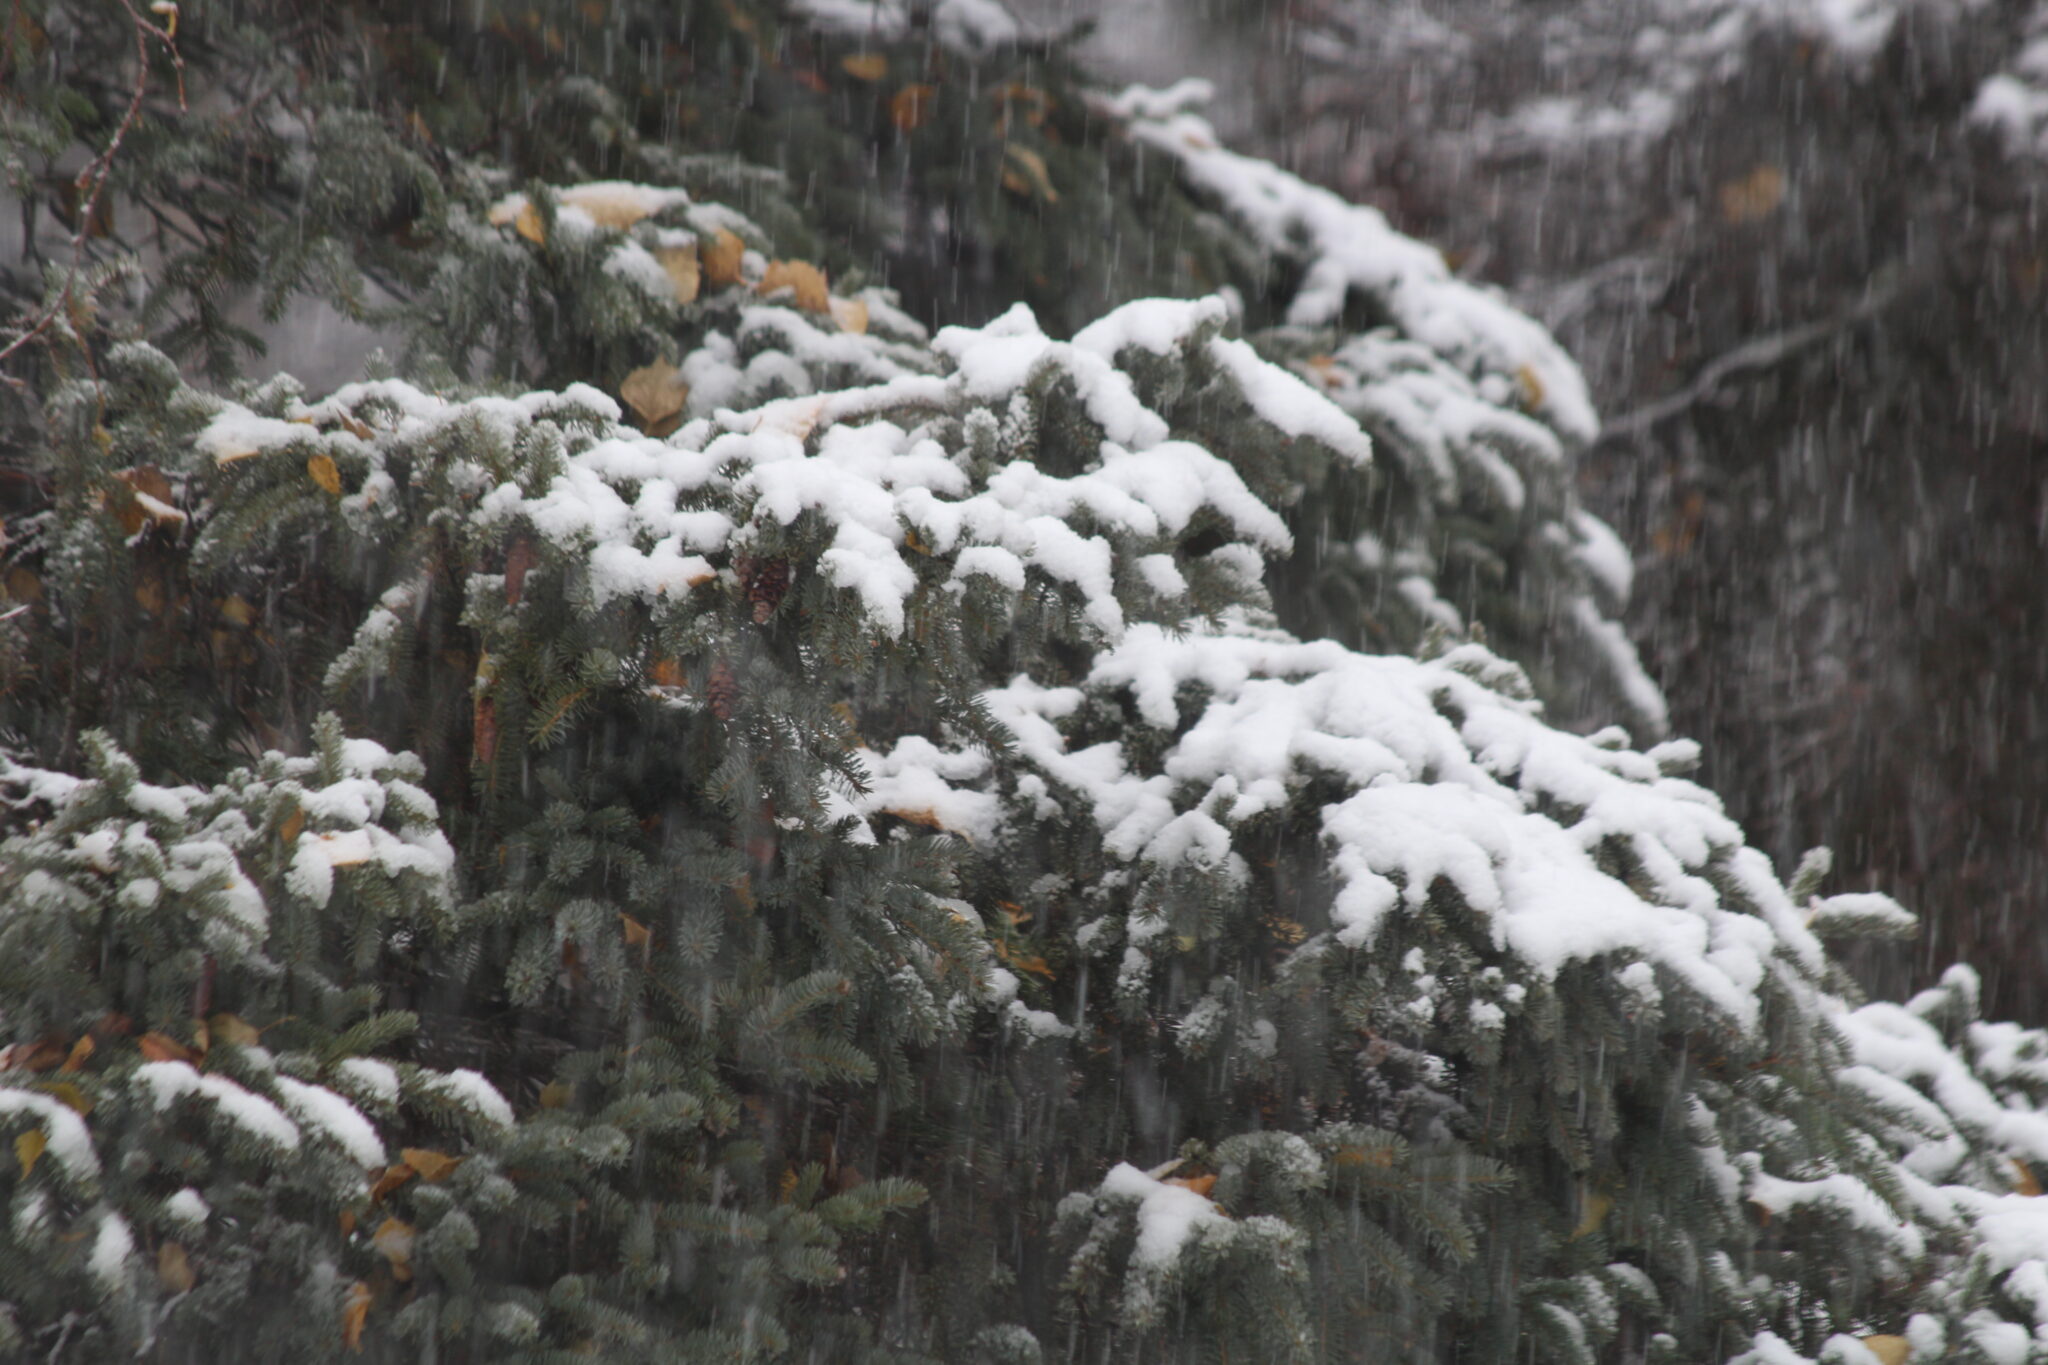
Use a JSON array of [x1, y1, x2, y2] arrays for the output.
[[0, 0, 183, 386], [1599, 276, 1904, 441]]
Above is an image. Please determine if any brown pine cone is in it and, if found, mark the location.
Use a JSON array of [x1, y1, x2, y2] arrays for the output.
[[707, 657, 740, 721], [738, 554, 791, 624]]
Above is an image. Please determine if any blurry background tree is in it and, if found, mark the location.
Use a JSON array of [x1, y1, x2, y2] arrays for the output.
[[1040, 0, 2048, 1020]]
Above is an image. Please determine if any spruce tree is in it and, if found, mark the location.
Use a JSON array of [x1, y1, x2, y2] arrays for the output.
[[4, 4, 2048, 1364]]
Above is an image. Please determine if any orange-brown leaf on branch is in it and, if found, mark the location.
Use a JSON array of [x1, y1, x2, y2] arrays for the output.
[[15, 1129, 45, 1177], [840, 52, 888, 81], [370, 1163, 416, 1202], [1, 1039, 67, 1072], [306, 454, 343, 496], [341, 1281, 372, 1351], [158, 1242, 195, 1293], [758, 260, 830, 314], [890, 84, 937, 133], [1164, 1173, 1216, 1197], [700, 228, 746, 287], [371, 1217, 415, 1280], [400, 1148, 462, 1183], [138, 1032, 197, 1065]]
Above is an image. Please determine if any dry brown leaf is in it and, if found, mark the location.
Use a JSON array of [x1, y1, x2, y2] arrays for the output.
[[1719, 164, 1785, 225], [758, 259, 831, 314], [370, 1163, 416, 1203], [620, 361, 690, 430], [655, 242, 700, 304], [59, 1035, 94, 1072], [208, 1014, 261, 1048], [513, 201, 546, 244], [338, 1208, 357, 1237], [400, 1147, 462, 1183], [828, 296, 869, 334], [2, 1039, 66, 1072], [619, 913, 652, 948], [341, 1280, 372, 1352], [890, 84, 937, 133], [139, 1032, 197, 1065], [538, 1080, 573, 1109], [4, 567, 43, 604], [158, 1241, 195, 1293], [110, 466, 183, 534], [1570, 1190, 1613, 1240], [1001, 145, 1059, 203], [15, 1129, 45, 1177], [701, 228, 746, 287], [307, 454, 343, 496], [840, 52, 888, 81], [1163, 1173, 1216, 1198], [279, 807, 306, 844], [647, 657, 686, 688], [1515, 364, 1547, 410], [218, 595, 258, 627], [2015, 1157, 2043, 1196], [1858, 1336, 1909, 1365], [372, 1216, 415, 1280]]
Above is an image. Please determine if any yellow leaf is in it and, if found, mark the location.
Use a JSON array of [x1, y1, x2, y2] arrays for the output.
[[15, 1128, 45, 1177], [1515, 364, 1546, 410], [158, 1241, 195, 1293], [1858, 1336, 1909, 1365], [620, 361, 689, 431], [513, 201, 546, 244], [209, 1014, 261, 1048], [280, 806, 305, 844], [701, 228, 746, 286], [341, 1280, 372, 1352], [218, 595, 258, 627], [828, 296, 869, 334], [655, 242, 700, 304], [758, 259, 831, 314], [399, 1147, 462, 1183], [840, 52, 888, 81], [1569, 1189, 1613, 1240], [307, 454, 342, 496], [39, 1081, 91, 1116], [1001, 145, 1059, 203], [372, 1216, 415, 1281]]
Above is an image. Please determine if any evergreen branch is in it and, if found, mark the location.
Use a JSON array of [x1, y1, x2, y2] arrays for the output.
[[0, 0, 182, 385]]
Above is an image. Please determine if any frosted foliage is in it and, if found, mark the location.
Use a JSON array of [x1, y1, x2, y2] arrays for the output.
[[1104, 81, 1597, 446]]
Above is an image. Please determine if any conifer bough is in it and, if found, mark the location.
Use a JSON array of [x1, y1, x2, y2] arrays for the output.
[[3, 4, 2048, 1363]]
